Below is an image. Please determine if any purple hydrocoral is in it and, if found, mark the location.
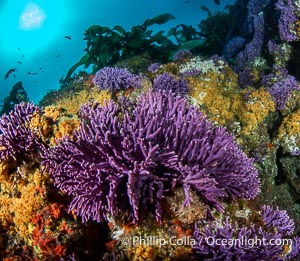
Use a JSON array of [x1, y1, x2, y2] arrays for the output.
[[246, 0, 270, 34], [92, 66, 142, 92], [267, 40, 287, 56], [192, 205, 300, 260], [267, 74, 299, 110], [172, 49, 192, 61], [261, 66, 289, 87], [0, 103, 42, 161], [222, 37, 246, 60], [147, 63, 160, 73], [247, 0, 269, 18], [237, 13, 265, 71], [236, 14, 265, 87], [42, 91, 260, 223], [153, 72, 189, 95], [262, 205, 294, 235], [275, 0, 298, 42]]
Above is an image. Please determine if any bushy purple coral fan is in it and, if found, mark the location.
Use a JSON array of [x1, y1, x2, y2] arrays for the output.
[[237, 14, 265, 71], [236, 13, 265, 87], [147, 63, 160, 73], [261, 66, 288, 87], [172, 49, 192, 61], [42, 91, 259, 223], [153, 72, 189, 95], [268, 74, 299, 110], [192, 205, 300, 260], [247, 0, 269, 19], [267, 40, 283, 55], [275, 0, 298, 42], [246, 0, 270, 33], [262, 205, 294, 235], [0, 103, 42, 160], [92, 66, 142, 92]]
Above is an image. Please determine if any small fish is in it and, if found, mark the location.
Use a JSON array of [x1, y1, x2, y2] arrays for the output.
[[56, 54, 61, 58], [4, 68, 16, 80], [64, 35, 71, 40], [214, 0, 220, 5], [17, 61, 22, 64], [27, 72, 38, 75]]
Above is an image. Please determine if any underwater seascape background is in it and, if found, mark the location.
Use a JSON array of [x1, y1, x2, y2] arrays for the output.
[[0, 0, 233, 104], [0, 0, 300, 260]]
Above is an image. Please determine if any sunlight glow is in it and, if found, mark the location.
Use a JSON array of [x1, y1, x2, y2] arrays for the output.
[[19, 2, 46, 30], [0, 0, 70, 58]]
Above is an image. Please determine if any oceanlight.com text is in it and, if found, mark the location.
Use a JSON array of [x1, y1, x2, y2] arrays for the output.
[[121, 235, 293, 248], [203, 236, 293, 248]]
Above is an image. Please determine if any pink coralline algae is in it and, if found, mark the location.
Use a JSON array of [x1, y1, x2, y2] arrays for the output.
[[42, 91, 260, 224]]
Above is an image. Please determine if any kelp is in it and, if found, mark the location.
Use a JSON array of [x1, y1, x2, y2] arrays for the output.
[[167, 24, 199, 44], [142, 13, 176, 27], [64, 13, 204, 82]]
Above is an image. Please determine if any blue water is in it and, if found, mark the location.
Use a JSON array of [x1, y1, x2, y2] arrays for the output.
[[0, 0, 234, 104]]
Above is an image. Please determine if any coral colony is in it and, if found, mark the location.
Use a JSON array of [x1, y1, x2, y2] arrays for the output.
[[42, 91, 259, 223], [193, 205, 300, 260], [92, 66, 142, 92], [172, 49, 193, 61], [153, 72, 189, 95], [0, 102, 42, 160], [0, 0, 300, 259]]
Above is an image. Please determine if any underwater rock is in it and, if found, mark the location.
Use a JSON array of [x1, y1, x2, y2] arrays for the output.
[[0, 81, 29, 115]]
